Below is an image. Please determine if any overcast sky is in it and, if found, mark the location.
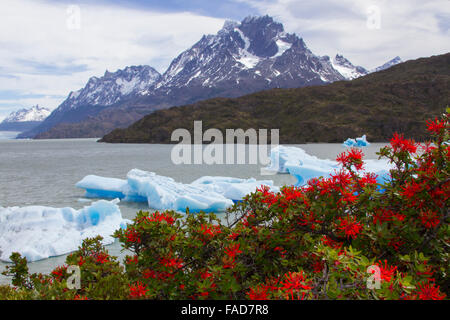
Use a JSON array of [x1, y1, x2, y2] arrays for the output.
[[0, 0, 449, 120]]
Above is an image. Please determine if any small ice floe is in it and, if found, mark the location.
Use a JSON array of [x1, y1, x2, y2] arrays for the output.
[[343, 135, 370, 147]]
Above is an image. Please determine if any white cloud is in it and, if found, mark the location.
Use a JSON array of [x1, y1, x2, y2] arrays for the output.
[[237, 0, 450, 69], [0, 0, 225, 117], [1, 0, 449, 120]]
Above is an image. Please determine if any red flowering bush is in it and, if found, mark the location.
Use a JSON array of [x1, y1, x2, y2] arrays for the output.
[[1, 110, 448, 300]]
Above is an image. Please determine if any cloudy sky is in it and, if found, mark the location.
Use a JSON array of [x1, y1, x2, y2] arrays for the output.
[[0, 0, 449, 121]]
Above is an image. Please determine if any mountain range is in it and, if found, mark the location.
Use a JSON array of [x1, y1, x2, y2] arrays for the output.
[[0, 105, 51, 132], [100, 52, 450, 144], [20, 15, 402, 139]]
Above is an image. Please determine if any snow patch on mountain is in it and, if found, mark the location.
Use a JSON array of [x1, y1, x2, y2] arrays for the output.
[[371, 56, 403, 73], [61, 65, 161, 111], [331, 54, 369, 80], [234, 27, 262, 69], [2, 105, 51, 123]]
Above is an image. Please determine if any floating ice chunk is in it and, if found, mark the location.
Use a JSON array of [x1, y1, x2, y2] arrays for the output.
[[265, 145, 337, 175], [355, 135, 370, 147], [76, 175, 128, 200], [343, 138, 357, 147], [77, 170, 278, 212], [0, 199, 129, 262], [343, 135, 370, 147], [125, 169, 234, 212], [265, 146, 393, 186], [192, 176, 280, 201]]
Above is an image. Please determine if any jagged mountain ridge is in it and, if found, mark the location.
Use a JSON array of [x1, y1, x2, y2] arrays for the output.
[[22, 15, 401, 139], [100, 53, 450, 144]]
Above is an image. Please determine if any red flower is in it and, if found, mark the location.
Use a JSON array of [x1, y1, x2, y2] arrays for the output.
[[336, 215, 362, 239], [414, 280, 446, 300], [51, 265, 68, 281], [281, 271, 312, 300], [223, 244, 242, 269], [247, 284, 269, 300], [373, 209, 405, 225], [401, 181, 423, 200], [418, 210, 441, 229], [142, 269, 174, 280], [375, 260, 398, 283], [225, 243, 242, 259], [159, 255, 184, 269], [426, 117, 446, 135], [129, 281, 148, 298], [200, 224, 222, 239], [125, 227, 141, 243], [360, 172, 378, 187], [390, 133, 417, 153], [337, 148, 364, 171], [147, 211, 175, 225], [257, 186, 279, 207], [95, 252, 109, 264], [200, 270, 213, 279], [321, 235, 343, 250]]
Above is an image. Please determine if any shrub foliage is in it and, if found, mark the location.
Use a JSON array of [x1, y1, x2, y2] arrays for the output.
[[1, 111, 449, 300]]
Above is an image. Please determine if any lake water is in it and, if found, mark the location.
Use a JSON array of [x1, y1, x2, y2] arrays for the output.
[[0, 136, 388, 284], [0, 131, 20, 140]]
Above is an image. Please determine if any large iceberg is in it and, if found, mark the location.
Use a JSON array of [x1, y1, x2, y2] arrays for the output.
[[76, 169, 278, 213], [0, 199, 129, 262], [265, 146, 393, 186], [343, 135, 370, 147]]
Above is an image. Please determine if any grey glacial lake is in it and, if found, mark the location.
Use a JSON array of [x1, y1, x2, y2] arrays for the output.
[[0, 137, 388, 284]]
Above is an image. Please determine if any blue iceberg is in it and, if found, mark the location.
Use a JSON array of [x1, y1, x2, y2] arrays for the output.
[[76, 169, 278, 213], [265, 146, 393, 186], [343, 135, 370, 147], [0, 199, 129, 262]]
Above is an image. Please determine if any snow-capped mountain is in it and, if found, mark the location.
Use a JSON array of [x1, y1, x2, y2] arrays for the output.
[[2, 105, 50, 123], [331, 54, 369, 80], [153, 15, 344, 93], [371, 56, 403, 73], [0, 105, 51, 132], [21, 15, 403, 139], [20, 66, 161, 137], [58, 65, 161, 112]]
